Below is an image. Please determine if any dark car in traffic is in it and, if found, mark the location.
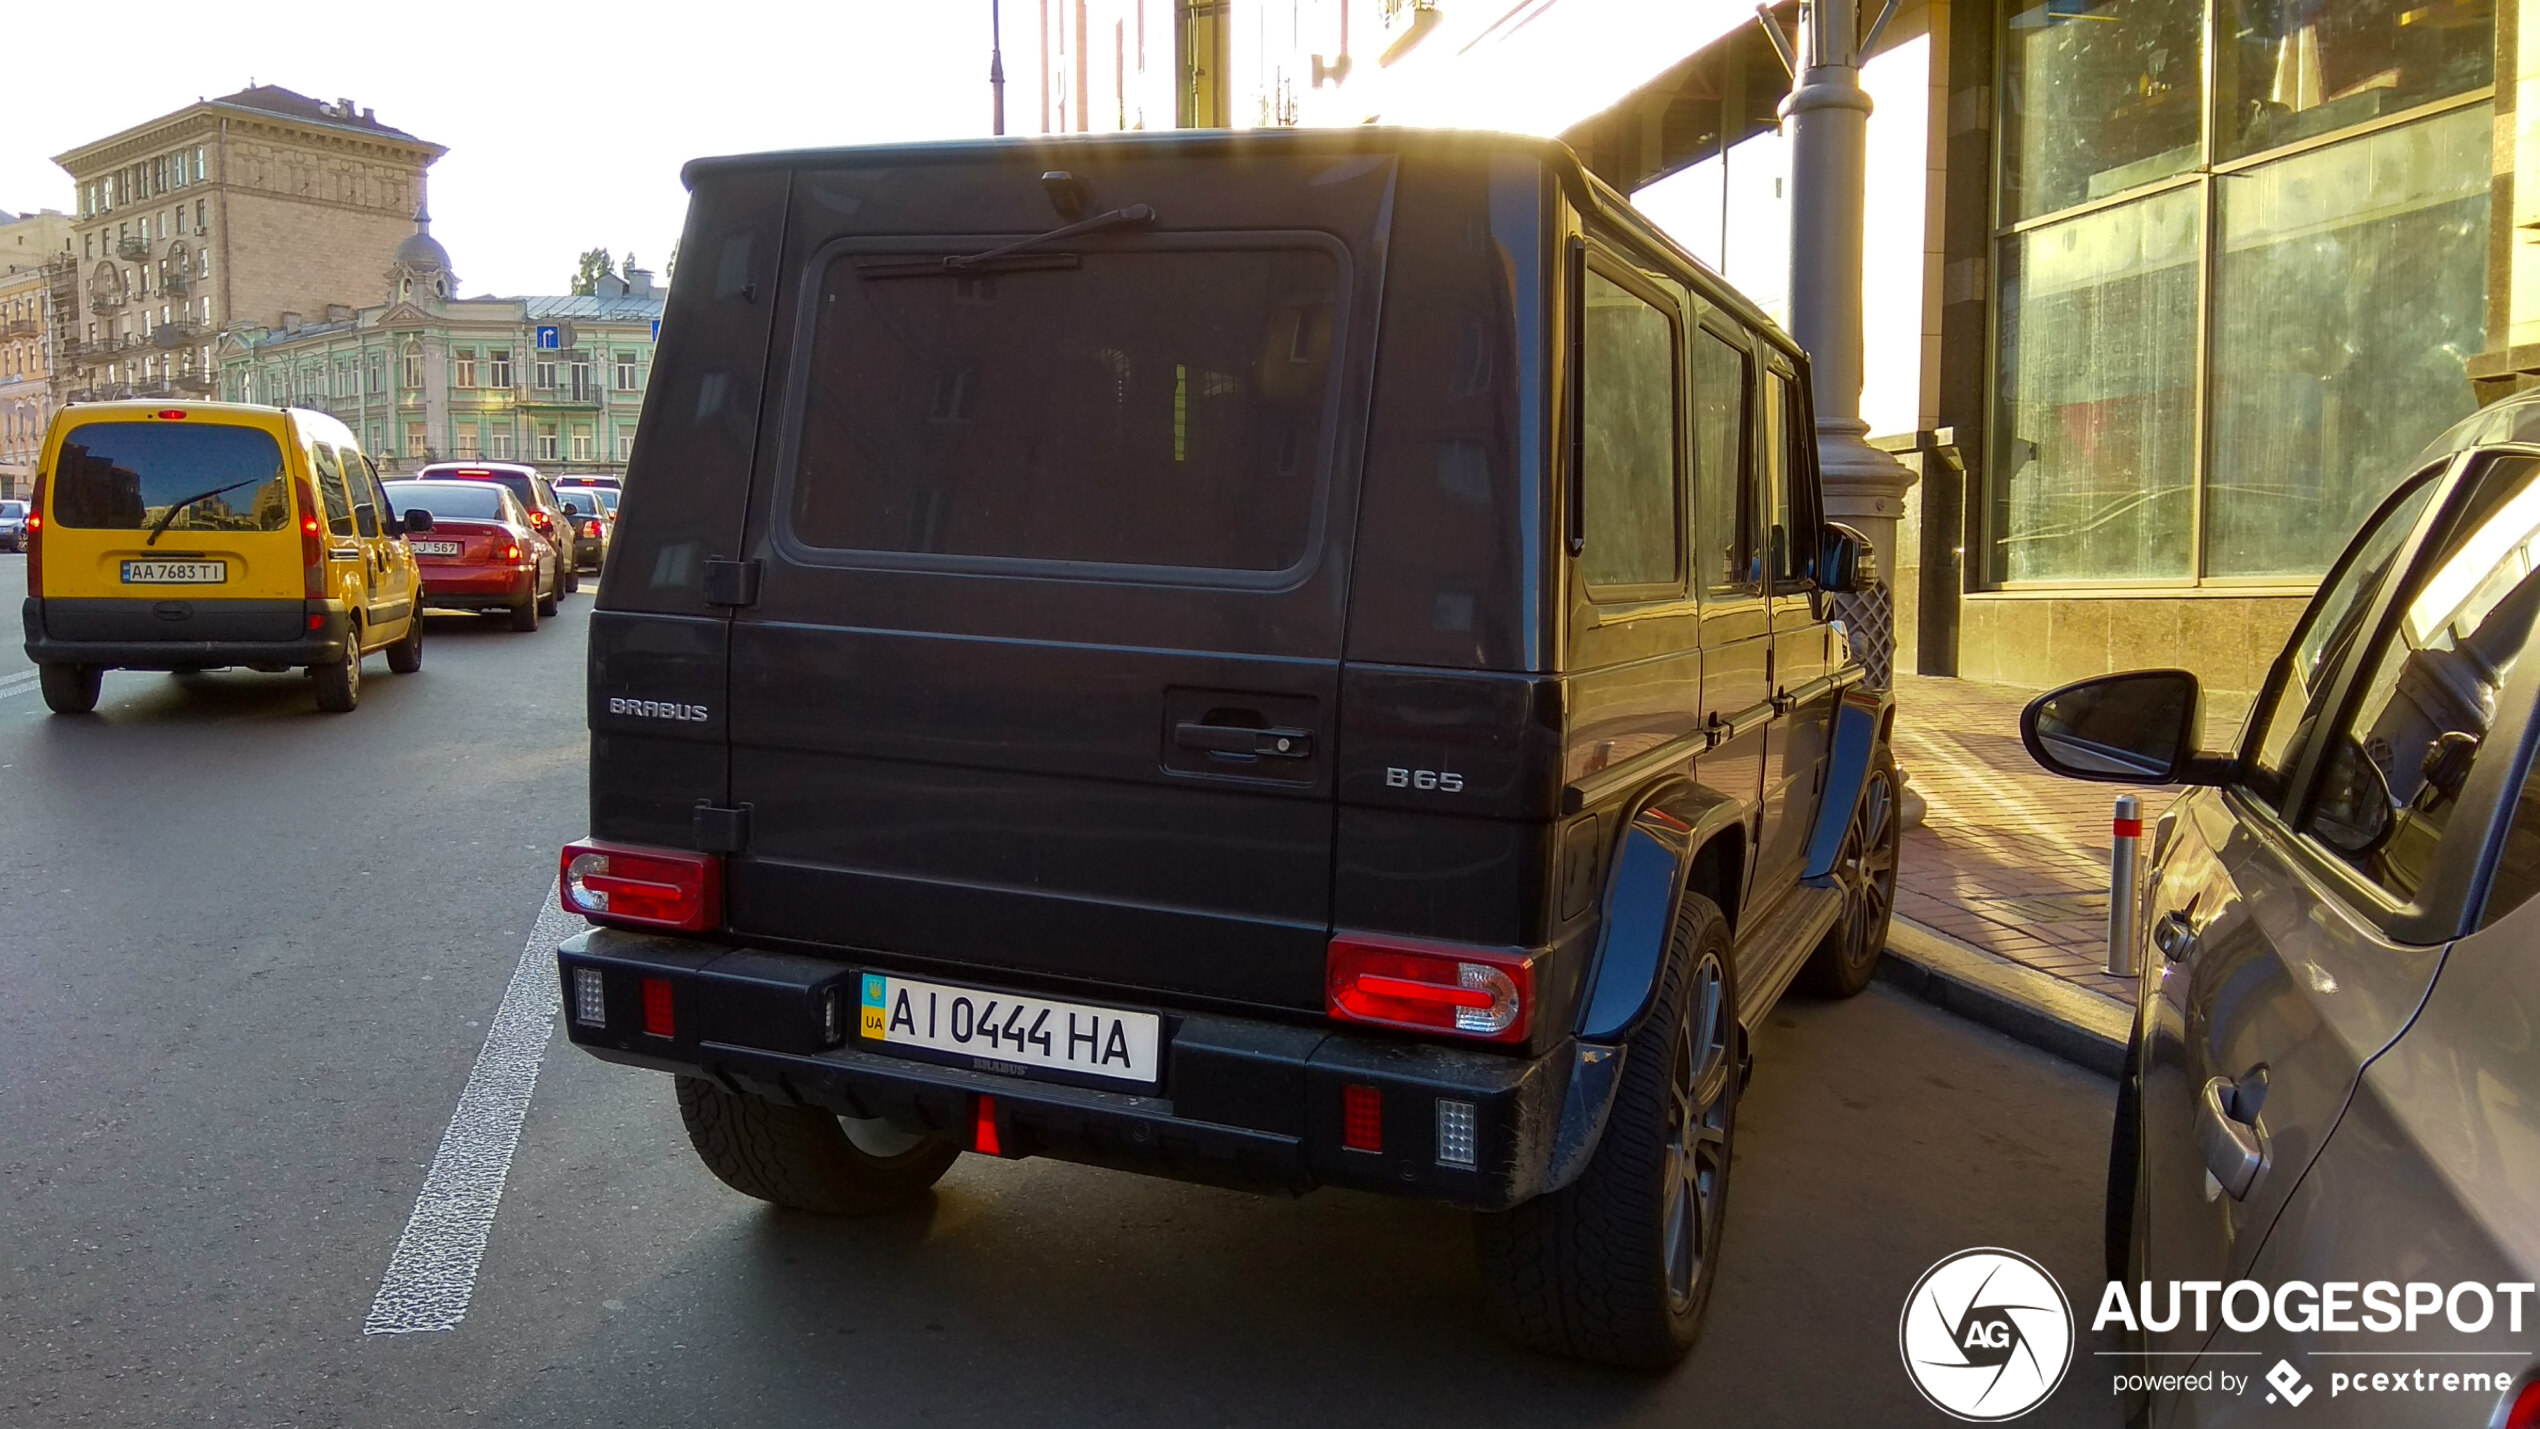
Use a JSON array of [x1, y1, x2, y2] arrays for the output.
[[385, 479, 562, 632], [552, 482, 613, 572], [2026, 388, 2540, 1427], [551, 128, 1899, 1368], [412, 461, 582, 594]]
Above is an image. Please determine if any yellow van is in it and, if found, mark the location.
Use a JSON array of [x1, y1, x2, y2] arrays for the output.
[[20, 401, 431, 714]]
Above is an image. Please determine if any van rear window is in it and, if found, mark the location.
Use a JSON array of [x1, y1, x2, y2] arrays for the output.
[[50, 423, 289, 533], [788, 245, 1340, 574]]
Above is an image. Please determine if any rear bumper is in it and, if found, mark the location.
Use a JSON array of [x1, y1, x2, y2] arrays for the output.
[[22, 596, 351, 669], [559, 928, 1580, 1210], [417, 565, 533, 608]]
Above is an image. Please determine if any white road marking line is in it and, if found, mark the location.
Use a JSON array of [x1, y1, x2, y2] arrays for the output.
[[0, 670, 38, 699], [364, 887, 584, 1335]]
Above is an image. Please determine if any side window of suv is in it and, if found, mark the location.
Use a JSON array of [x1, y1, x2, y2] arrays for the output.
[[1691, 327, 1754, 595], [1758, 367, 1807, 588], [2304, 456, 2540, 905], [2242, 474, 2440, 808], [311, 443, 356, 537], [1578, 265, 1682, 594]]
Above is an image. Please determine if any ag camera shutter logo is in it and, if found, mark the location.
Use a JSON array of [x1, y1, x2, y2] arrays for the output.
[[1899, 1247, 2075, 1421]]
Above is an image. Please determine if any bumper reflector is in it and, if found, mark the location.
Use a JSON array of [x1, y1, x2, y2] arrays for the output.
[[640, 977, 674, 1038], [571, 967, 606, 1028], [1437, 1098, 1477, 1167], [1343, 1083, 1383, 1153], [975, 1095, 1002, 1155]]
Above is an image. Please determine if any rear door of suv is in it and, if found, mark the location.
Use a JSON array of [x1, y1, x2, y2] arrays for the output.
[[720, 150, 1396, 1015]]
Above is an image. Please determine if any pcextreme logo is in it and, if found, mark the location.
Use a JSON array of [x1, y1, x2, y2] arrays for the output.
[[1900, 1247, 2078, 1421]]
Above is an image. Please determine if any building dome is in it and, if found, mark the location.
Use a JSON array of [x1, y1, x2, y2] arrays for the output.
[[389, 203, 455, 301]]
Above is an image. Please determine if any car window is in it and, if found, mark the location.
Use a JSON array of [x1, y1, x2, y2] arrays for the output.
[[310, 443, 356, 537], [1759, 368, 1808, 588], [345, 450, 380, 538], [2241, 474, 2441, 808], [384, 482, 506, 521], [1578, 266, 1681, 592], [48, 422, 289, 533], [2305, 455, 2540, 904], [1691, 327, 1754, 595]]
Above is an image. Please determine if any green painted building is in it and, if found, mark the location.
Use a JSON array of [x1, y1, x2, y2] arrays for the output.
[[217, 212, 663, 475]]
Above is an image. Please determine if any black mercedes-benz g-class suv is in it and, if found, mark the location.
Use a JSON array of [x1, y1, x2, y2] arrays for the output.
[[556, 128, 1901, 1368]]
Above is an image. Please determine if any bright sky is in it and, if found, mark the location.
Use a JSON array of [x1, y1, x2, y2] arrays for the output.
[[0, 3, 1017, 298]]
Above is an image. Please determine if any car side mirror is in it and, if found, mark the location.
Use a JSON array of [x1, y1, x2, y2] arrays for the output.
[[2312, 735, 2396, 857], [1819, 522, 1875, 594], [2021, 670, 2223, 784], [397, 508, 434, 534]]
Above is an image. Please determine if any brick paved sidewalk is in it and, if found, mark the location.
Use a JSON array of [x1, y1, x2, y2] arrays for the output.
[[1886, 673, 2170, 1004]]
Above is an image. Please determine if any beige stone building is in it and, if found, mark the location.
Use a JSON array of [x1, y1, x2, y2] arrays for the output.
[[50, 85, 443, 405], [0, 208, 74, 498]]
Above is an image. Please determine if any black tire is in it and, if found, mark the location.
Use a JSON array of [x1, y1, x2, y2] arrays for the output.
[[562, 562, 581, 595], [1801, 746, 1901, 997], [38, 663, 102, 715], [386, 615, 423, 674], [537, 585, 559, 617], [1476, 892, 1739, 1369], [510, 592, 540, 632], [675, 1075, 959, 1215], [313, 652, 360, 713]]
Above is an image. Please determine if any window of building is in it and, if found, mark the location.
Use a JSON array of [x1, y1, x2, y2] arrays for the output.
[[405, 422, 427, 459], [403, 348, 423, 389], [1577, 266, 1682, 593], [1988, 1, 2495, 590], [616, 352, 637, 390], [455, 428, 481, 459], [537, 425, 560, 461], [454, 348, 477, 388], [535, 360, 557, 390], [616, 426, 634, 461], [488, 429, 515, 460], [570, 358, 592, 400], [570, 427, 595, 462], [488, 348, 512, 387]]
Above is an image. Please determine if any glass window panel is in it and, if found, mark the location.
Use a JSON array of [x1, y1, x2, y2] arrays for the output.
[[2221, 0, 2493, 161], [2206, 105, 2491, 580], [1991, 185, 2201, 583], [2002, 0, 2204, 221], [1692, 328, 1754, 593], [1579, 269, 1681, 591]]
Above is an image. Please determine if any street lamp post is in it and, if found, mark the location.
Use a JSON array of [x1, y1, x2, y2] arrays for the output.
[[1779, 0, 1914, 683], [991, 0, 1008, 136]]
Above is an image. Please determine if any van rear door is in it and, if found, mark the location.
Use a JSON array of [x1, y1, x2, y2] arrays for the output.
[[720, 149, 1394, 1015]]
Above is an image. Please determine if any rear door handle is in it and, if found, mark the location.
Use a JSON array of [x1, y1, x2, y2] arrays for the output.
[[2196, 1075, 2267, 1200], [1173, 721, 1313, 759]]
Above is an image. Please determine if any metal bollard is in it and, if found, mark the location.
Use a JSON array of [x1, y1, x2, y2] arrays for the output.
[[2107, 795, 2143, 977]]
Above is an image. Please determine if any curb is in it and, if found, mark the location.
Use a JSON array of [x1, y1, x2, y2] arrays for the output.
[[1877, 918, 2131, 1078]]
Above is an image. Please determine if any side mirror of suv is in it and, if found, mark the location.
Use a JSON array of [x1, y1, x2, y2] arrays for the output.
[[2021, 669, 2226, 785], [1819, 523, 1875, 594], [395, 508, 435, 535]]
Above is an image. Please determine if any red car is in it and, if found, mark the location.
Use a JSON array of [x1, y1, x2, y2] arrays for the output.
[[383, 479, 564, 632]]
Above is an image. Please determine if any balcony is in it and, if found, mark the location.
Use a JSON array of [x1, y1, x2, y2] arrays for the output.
[[89, 292, 126, 316], [115, 235, 151, 261], [163, 269, 192, 297], [2, 318, 35, 337], [153, 321, 202, 349], [172, 372, 217, 394]]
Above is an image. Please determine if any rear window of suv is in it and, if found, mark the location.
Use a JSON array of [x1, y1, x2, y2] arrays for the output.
[[49, 422, 289, 533], [786, 243, 1343, 576]]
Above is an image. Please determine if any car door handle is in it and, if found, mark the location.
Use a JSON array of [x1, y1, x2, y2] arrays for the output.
[[2154, 910, 2198, 963], [2196, 1076, 2266, 1201], [1173, 721, 1313, 759]]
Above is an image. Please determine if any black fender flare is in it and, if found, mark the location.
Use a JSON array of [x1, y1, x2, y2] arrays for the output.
[[1541, 778, 1750, 1192], [1802, 684, 1896, 884]]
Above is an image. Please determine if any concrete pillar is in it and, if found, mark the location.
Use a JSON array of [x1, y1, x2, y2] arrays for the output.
[[1781, 0, 1917, 662]]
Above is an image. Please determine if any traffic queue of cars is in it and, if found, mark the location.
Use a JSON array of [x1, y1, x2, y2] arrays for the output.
[[15, 401, 615, 714], [2025, 386, 2540, 1427]]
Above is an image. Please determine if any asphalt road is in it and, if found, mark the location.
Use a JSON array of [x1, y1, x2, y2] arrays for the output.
[[0, 570, 2125, 1427]]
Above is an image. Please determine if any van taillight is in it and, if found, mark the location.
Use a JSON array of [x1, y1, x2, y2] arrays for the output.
[[1327, 934, 1536, 1043], [295, 478, 324, 597], [560, 840, 721, 931], [22, 475, 41, 591]]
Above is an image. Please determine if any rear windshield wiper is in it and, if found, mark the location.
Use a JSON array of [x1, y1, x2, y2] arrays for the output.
[[146, 477, 270, 546], [859, 204, 1158, 280]]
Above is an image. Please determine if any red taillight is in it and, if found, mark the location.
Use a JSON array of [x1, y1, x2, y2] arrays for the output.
[[640, 977, 675, 1038], [529, 510, 553, 533], [1342, 1083, 1383, 1152], [1327, 935, 1536, 1043], [502, 542, 522, 563], [2507, 1377, 2540, 1429], [22, 475, 41, 591], [583, 519, 601, 538], [295, 477, 324, 597], [559, 840, 721, 931]]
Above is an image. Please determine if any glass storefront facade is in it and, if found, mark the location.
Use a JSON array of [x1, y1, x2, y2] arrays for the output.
[[1989, 0, 2494, 589]]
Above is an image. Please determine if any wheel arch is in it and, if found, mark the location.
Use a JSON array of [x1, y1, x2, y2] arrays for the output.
[[1801, 685, 1897, 882]]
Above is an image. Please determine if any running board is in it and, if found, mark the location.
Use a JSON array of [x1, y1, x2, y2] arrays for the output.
[[1733, 881, 1846, 1030]]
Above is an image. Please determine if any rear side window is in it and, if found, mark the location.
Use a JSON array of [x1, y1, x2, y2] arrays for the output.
[[311, 444, 356, 536], [49, 422, 289, 533], [787, 243, 1342, 574], [1578, 267, 1681, 592], [1692, 328, 1753, 594]]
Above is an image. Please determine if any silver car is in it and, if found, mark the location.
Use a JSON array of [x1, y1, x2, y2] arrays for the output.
[[2025, 395, 2540, 1427], [0, 498, 25, 551]]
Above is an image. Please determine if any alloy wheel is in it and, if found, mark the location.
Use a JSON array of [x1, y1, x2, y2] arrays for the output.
[[1662, 949, 1734, 1311], [1834, 767, 1900, 976]]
